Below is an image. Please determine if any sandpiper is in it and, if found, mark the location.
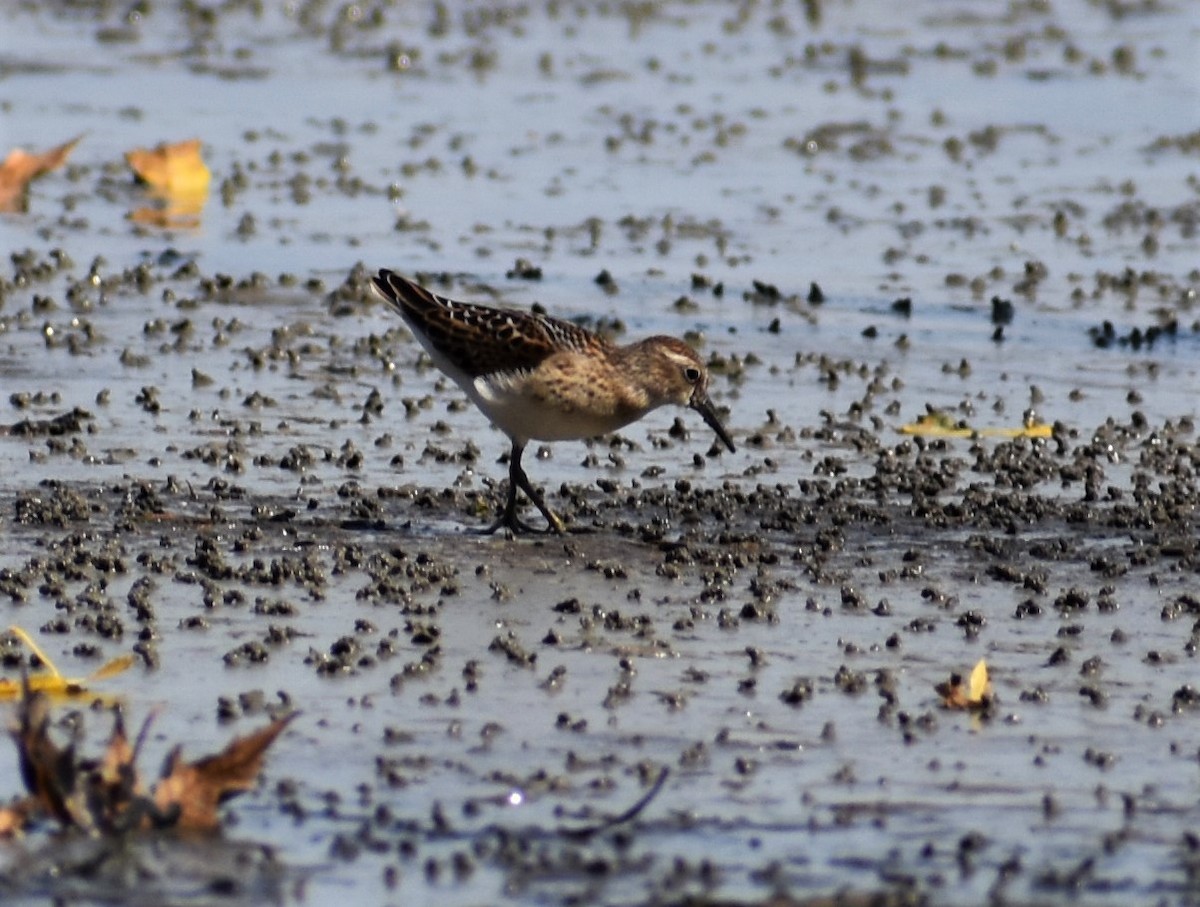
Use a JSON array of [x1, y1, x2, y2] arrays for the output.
[[370, 269, 735, 533]]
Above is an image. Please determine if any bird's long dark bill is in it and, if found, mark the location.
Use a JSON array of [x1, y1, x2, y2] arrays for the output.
[[691, 393, 736, 452]]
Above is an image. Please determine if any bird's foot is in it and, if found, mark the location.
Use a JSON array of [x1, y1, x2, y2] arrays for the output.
[[478, 511, 550, 535], [477, 501, 566, 536], [477, 472, 567, 536]]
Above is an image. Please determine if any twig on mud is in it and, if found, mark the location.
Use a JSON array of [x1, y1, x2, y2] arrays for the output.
[[557, 765, 669, 840]]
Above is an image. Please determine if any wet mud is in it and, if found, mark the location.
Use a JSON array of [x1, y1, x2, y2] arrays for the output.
[[2, 1, 1200, 905]]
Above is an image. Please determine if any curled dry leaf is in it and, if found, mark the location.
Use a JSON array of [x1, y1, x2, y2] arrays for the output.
[[0, 135, 83, 213], [3, 677, 295, 837], [152, 713, 298, 832], [10, 684, 79, 827]]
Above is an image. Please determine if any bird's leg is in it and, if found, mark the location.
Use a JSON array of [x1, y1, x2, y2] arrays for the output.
[[481, 440, 565, 534], [481, 474, 523, 535], [511, 447, 566, 534]]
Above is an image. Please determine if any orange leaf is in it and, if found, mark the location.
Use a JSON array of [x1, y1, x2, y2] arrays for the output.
[[152, 713, 296, 831], [0, 798, 36, 838], [0, 135, 83, 213], [125, 138, 211, 196]]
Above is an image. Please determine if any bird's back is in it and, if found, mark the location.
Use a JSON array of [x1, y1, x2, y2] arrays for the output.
[[371, 269, 604, 381]]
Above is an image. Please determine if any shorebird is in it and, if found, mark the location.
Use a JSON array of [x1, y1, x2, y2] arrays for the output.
[[370, 269, 735, 533]]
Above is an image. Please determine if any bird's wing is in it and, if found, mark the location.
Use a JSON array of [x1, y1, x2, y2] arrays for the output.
[[371, 269, 602, 379]]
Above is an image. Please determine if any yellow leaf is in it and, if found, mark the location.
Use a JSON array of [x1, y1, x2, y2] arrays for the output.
[[128, 198, 205, 230], [902, 411, 962, 435], [967, 658, 991, 703], [0, 626, 132, 701], [6, 626, 61, 676], [89, 654, 136, 682], [900, 410, 1052, 439], [125, 138, 211, 196], [0, 135, 83, 213], [935, 658, 994, 712]]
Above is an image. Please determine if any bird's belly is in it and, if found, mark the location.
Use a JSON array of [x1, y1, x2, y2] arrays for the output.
[[473, 390, 636, 443]]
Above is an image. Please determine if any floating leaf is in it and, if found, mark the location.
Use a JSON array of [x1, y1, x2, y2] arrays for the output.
[[125, 138, 210, 228], [900, 411, 1052, 439], [125, 138, 211, 195], [127, 199, 205, 230], [0, 135, 83, 213], [0, 626, 134, 701], [936, 658, 993, 711]]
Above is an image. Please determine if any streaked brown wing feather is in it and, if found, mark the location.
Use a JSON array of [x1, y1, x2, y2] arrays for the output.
[[372, 269, 605, 379]]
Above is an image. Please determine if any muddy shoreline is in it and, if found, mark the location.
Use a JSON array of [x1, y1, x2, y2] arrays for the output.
[[3, 399, 1198, 904]]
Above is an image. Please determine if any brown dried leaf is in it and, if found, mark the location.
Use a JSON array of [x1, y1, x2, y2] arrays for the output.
[[98, 711, 135, 786], [152, 714, 296, 831], [6, 673, 295, 836], [935, 673, 971, 709], [73, 709, 163, 833], [90, 710, 141, 816], [10, 683, 77, 825], [0, 135, 83, 213]]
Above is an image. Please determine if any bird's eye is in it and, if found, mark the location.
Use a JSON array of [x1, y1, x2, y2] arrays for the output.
[[683, 366, 702, 383]]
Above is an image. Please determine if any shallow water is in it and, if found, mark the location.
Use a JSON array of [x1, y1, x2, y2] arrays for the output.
[[2, 2, 1200, 905]]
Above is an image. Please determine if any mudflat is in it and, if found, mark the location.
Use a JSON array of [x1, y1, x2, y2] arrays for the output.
[[1, 2, 1198, 905]]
